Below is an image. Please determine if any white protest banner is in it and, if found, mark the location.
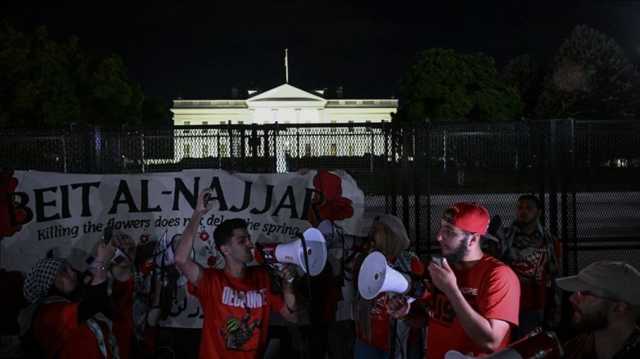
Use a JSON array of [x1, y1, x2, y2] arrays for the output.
[[0, 169, 365, 274]]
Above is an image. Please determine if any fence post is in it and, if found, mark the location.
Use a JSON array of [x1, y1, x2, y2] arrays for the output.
[[239, 125, 246, 172], [548, 120, 559, 237], [61, 132, 68, 173], [533, 120, 547, 228], [413, 123, 424, 254], [401, 125, 410, 241], [425, 121, 433, 255], [390, 124, 398, 216], [383, 122, 391, 213], [250, 124, 258, 171], [140, 132, 146, 173], [92, 126, 103, 173], [560, 119, 577, 275]]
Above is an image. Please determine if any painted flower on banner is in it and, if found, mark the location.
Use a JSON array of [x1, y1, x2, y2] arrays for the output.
[[311, 170, 354, 223], [0, 170, 29, 237]]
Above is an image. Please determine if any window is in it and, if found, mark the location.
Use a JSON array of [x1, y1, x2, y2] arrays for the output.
[[202, 144, 209, 157], [184, 144, 191, 157], [348, 145, 354, 156], [330, 143, 337, 156], [348, 121, 354, 132], [305, 144, 312, 157], [220, 143, 228, 157]]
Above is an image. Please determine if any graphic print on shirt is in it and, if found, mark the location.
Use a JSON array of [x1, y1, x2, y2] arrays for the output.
[[511, 246, 547, 281], [219, 286, 267, 350], [220, 313, 262, 350], [430, 288, 479, 325], [430, 292, 456, 324]]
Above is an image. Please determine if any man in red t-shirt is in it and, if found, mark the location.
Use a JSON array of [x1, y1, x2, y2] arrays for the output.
[[388, 202, 521, 359], [175, 190, 297, 359]]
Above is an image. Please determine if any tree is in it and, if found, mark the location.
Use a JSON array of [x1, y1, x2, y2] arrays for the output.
[[141, 96, 172, 128], [396, 48, 522, 122], [0, 23, 163, 128], [501, 54, 545, 118], [536, 25, 639, 120]]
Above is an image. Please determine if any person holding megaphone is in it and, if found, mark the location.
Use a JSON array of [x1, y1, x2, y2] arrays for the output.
[[387, 202, 521, 359], [175, 190, 298, 359], [353, 214, 425, 359]]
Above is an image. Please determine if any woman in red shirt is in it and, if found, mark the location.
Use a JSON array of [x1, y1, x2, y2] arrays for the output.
[[21, 242, 123, 359]]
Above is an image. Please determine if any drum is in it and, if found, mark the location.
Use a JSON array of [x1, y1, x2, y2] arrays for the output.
[[445, 327, 564, 359]]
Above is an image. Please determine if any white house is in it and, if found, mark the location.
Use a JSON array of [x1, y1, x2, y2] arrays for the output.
[[171, 83, 397, 126], [167, 83, 398, 172]]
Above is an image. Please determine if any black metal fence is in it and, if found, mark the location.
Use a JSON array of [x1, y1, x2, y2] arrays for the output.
[[2, 119, 640, 276]]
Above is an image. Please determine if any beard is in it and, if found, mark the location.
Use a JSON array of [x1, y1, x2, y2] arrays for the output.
[[572, 302, 611, 332], [444, 237, 469, 263]]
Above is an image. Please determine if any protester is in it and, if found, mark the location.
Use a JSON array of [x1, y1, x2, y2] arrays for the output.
[[558, 261, 640, 359], [175, 190, 297, 359], [353, 214, 424, 359], [388, 202, 521, 359], [20, 241, 122, 358]]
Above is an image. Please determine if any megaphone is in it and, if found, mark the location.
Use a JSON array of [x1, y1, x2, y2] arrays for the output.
[[358, 251, 411, 300], [256, 227, 327, 276]]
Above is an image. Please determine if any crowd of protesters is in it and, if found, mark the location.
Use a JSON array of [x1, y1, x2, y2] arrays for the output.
[[1, 192, 638, 359]]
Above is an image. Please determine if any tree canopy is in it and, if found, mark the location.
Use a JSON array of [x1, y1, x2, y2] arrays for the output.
[[536, 25, 639, 120], [396, 48, 522, 123], [0, 24, 168, 128]]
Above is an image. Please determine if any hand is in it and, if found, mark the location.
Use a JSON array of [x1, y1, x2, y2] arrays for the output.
[[278, 264, 296, 288], [428, 258, 458, 296], [387, 295, 411, 318], [112, 234, 136, 268], [95, 241, 116, 263], [195, 190, 213, 215]]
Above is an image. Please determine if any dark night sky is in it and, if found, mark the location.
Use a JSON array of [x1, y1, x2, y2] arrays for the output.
[[3, 1, 640, 101]]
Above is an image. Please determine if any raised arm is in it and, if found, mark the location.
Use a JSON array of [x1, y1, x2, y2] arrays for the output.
[[175, 190, 211, 285]]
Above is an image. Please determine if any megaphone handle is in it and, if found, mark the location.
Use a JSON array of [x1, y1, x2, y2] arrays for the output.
[[299, 234, 313, 303], [300, 234, 311, 275]]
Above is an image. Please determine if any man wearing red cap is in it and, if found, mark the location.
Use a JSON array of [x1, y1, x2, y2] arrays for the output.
[[388, 202, 521, 359]]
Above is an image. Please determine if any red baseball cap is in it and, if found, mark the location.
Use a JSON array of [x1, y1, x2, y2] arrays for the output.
[[443, 202, 490, 235]]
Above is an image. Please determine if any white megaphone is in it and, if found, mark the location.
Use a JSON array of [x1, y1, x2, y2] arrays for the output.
[[358, 251, 411, 300], [256, 227, 327, 276]]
